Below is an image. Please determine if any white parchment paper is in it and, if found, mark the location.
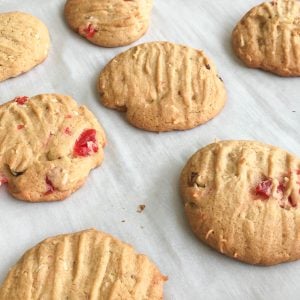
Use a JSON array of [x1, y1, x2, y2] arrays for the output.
[[0, 0, 300, 299]]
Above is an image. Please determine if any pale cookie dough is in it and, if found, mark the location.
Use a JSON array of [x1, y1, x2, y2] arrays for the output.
[[64, 0, 153, 47], [0, 229, 167, 300], [232, 0, 300, 76], [180, 140, 300, 265], [0, 94, 106, 202], [0, 12, 50, 82], [98, 42, 227, 132]]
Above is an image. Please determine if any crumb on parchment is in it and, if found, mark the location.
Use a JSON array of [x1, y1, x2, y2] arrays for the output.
[[137, 204, 146, 213]]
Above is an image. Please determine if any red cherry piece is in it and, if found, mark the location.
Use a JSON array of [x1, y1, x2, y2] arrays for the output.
[[0, 175, 8, 186], [65, 114, 72, 119], [15, 96, 28, 105], [45, 176, 55, 195], [84, 24, 96, 38], [288, 196, 298, 208], [255, 179, 273, 199], [277, 182, 285, 194], [74, 129, 98, 157], [64, 127, 72, 135], [17, 124, 25, 130]]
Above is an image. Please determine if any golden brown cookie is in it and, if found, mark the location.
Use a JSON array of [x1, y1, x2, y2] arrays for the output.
[[0, 94, 106, 202], [232, 0, 300, 76], [0, 12, 50, 82], [0, 229, 167, 300], [64, 0, 153, 47], [98, 42, 227, 132], [180, 140, 300, 265]]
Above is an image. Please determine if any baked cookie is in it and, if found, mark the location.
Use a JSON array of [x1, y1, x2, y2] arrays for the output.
[[64, 0, 153, 47], [180, 140, 300, 265], [232, 0, 300, 76], [0, 12, 50, 82], [0, 94, 106, 202], [98, 42, 227, 132], [0, 229, 167, 300]]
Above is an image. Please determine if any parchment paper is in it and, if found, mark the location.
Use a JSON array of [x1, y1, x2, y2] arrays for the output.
[[0, 0, 300, 299]]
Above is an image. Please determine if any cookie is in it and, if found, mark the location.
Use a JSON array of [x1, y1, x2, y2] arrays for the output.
[[180, 140, 300, 265], [0, 12, 50, 82], [0, 94, 106, 202], [0, 229, 167, 299], [232, 0, 300, 76], [64, 0, 153, 47], [98, 42, 227, 132]]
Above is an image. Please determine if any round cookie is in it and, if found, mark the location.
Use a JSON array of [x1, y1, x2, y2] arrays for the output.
[[0, 229, 167, 299], [64, 0, 153, 47], [180, 140, 300, 265], [0, 94, 106, 202], [232, 0, 300, 76], [98, 42, 227, 132], [0, 12, 50, 82]]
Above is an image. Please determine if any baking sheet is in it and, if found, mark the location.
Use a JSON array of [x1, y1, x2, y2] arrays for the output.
[[1, 0, 300, 299]]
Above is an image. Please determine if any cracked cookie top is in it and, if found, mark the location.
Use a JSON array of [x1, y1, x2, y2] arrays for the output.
[[0, 94, 106, 202]]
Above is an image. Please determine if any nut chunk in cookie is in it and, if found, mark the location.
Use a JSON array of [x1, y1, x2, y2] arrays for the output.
[[232, 0, 300, 76], [180, 140, 300, 265], [0, 12, 50, 82], [98, 42, 227, 132], [0, 229, 167, 300], [0, 94, 106, 202], [64, 0, 153, 47]]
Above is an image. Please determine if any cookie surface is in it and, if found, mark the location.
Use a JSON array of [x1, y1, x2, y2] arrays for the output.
[[0, 94, 106, 202], [0, 12, 50, 82], [98, 42, 227, 132], [64, 0, 153, 47], [0, 229, 167, 300], [180, 140, 300, 265], [232, 0, 300, 76]]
